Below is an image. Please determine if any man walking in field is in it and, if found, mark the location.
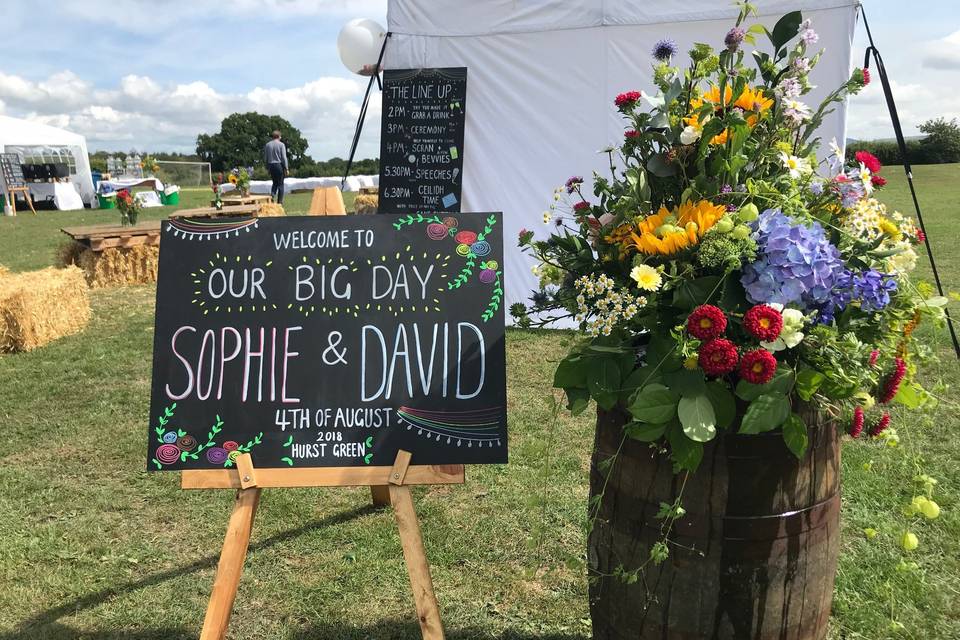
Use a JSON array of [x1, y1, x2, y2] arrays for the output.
[[264, 130, 288, 204]]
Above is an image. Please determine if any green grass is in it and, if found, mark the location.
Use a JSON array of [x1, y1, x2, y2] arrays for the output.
[[0, 167, 958, 639], [0, 188, 356, 273]]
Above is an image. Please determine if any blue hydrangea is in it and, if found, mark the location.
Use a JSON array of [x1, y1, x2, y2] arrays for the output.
[[818, 269, 853, 324], [854, 270, 897, 312], [741, 209, 845, 311]]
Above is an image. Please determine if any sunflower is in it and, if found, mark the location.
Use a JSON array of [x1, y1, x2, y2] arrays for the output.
[[628, 200, 726, 256], [684, 85, 774, 145], [228, 174, 238, 184]]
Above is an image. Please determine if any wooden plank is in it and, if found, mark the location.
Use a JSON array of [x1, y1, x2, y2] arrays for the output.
[[181, 464, 465, 489], [390, 482, 446, 640], [62, 221, 162, 240], [199, 486, 261, 640], [389, 450, 413, 485], [236, 454, 258, 490], [370, 485, 392, 507], [174, 204, 259, 219]]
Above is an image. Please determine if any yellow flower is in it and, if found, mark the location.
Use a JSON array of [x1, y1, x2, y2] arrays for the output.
[[863, 527, 878, 540], [683, 355, 699, 370], [630, 264, 663, 291], [228, 174, 238, 184], [686, 85, 773, 145], [628, 200, 726, 256], [878, 216, 903, 241]]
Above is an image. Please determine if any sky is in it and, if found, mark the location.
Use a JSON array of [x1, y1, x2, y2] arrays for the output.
[[0, 0, 958, 159]]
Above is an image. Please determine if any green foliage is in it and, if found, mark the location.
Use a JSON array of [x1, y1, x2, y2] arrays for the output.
[[196, 112, 310, 171], [739, 392, 791, 434], [628, 383, 679, 424]]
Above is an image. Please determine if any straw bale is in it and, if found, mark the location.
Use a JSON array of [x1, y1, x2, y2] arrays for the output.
[[0, 266, 90, 352], [258, 202, 286, 217], [0, 264, 8, 278], [354, 193, 379, 215], [56, 239, 159, 288]]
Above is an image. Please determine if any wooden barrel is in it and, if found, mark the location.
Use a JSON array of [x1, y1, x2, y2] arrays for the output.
[[588, 407, 840, 640]]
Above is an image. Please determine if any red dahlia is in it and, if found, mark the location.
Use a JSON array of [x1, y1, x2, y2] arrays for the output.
[[871, 175, 887, 188], [615, 90, 642, 109], [850, 406, 865, 438], [855, 150, 882, 173], [743, 304, 784, 342], [869, 412, 891, 437], [739, 348, 778, 384], [573, 201, 590, 212], [687, 304, 727, 340], [698, 339, 739, 376], [624, 129, 640, 139]]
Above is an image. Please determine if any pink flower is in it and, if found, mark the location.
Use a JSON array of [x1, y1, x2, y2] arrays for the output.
[[869, 412, 891, 437], [879, 357, 906, 404], [850, 406, 865, 438]]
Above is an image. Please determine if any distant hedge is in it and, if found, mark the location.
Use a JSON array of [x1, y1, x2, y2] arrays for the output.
[[847, 118, 960, 165]]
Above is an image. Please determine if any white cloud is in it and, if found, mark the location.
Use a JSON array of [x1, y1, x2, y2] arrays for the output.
[[0, 70, 381, 159], [847, 78, 960, 140], [922, 30, 960, 70]]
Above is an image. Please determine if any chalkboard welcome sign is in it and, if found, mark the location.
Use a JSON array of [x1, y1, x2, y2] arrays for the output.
[[147, 214, 506, 471], [379, 67, 467, 215]]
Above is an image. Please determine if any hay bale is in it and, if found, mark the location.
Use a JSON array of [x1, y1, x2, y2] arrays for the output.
[[354, 193, 379, 215], [56, 239, 158, 288], [258, 202, 286, 217], [0, 264, 9, 278], [0, 266, 91, 352]]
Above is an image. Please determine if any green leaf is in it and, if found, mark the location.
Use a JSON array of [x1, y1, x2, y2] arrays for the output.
[[628, 383, 679, 424], [624, 421, 668, 442], [678, 394, 717, 442], [892, 382, 922, 409], [553, 354, 588, 389], [672, 275, 722, 310], [619, 365, 662, 403], [739, 392, 791, 434], [647, 153, 676, 178], [782, 413, 809, 459], [588, 357, 621, 411], [565, 387, 591, 415], [666, 422, 704, 472], [768, 10, 803, 51], [735, 366, 794, 400], [662, 369, 707, 397], [795, 367, 825, 401], [644, 333, 681, 372], [704, 381, 736, 429]]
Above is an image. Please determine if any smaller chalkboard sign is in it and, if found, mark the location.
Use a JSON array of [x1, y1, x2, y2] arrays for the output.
[[379, 68, 467, 215], [0, 153, 25, 189]]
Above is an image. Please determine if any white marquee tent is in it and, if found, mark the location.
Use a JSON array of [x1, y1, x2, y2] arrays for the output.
[[384, 0, 859, 317], [0, 115, 96, 209]]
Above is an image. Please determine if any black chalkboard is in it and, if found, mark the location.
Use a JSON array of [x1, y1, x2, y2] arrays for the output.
[[147, 213, 506, 471], [379, 68, 467, 215], [0, 153, 25, 189]]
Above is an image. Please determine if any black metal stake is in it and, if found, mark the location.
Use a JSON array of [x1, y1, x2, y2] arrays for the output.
[[342, 32, 392, 190]]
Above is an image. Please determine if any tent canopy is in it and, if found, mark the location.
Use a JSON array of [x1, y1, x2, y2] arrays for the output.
[[0, 115, 96, 207], [385, 0, 859, 321]]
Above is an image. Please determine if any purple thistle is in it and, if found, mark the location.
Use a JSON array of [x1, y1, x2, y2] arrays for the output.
[[652, 39, 678, 61]]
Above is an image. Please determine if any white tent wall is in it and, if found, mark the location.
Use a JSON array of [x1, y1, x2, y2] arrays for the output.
[[0, 115, 96, 208], [385, 0, 858, 319]]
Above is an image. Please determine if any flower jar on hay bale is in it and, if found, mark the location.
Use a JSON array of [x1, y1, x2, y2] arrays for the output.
[[0, 266, 91, 352], [515, 6, 945, 639]]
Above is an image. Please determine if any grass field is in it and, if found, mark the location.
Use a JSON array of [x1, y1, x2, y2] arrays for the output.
[[0, 168, 958, 639]]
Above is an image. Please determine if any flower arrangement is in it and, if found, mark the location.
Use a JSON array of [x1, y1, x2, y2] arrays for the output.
[[229, 167, 253, 196], [517, 3, 946, 547], [140, 155, 160, 176], [116, 189, 141, 226]]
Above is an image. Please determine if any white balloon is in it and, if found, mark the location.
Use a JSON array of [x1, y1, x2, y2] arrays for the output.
[[337, 18, 387, 74]]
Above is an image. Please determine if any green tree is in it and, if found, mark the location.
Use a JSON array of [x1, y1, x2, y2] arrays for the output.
[[918, 117, 960, 163], [196, 113, 309, 171]]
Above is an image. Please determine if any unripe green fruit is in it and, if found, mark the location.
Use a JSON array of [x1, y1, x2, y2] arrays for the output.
[[921, 500, 941, 520], [732, 224, 751, 240], [715, 217, 735, 233], [739, 202, 760, 222]]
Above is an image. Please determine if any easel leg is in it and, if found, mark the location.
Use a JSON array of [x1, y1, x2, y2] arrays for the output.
[[8, 190, 16, 216], [389, 484, 445, 640], [370, 485, 392, 507], [200, 486, 261, 640]]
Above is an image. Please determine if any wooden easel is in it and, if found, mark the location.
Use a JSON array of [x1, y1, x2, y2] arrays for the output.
[[6, 186, 36, 215], [182, 450, 463, 640]]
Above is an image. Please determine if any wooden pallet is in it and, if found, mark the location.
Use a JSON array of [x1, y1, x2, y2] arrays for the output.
[[174, 204, 260, 219], [61, 221, 162, 252], [211, 194, 271, 207]]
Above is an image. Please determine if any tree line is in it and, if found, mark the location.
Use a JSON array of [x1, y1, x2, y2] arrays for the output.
[[846, 118, 960, 166], [89, 111, 379, 179]]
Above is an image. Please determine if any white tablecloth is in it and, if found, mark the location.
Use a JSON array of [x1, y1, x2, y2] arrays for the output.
[[27, 182, 85, 211], [98, 177, 164, 193], [219, 174, 378, 196]]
